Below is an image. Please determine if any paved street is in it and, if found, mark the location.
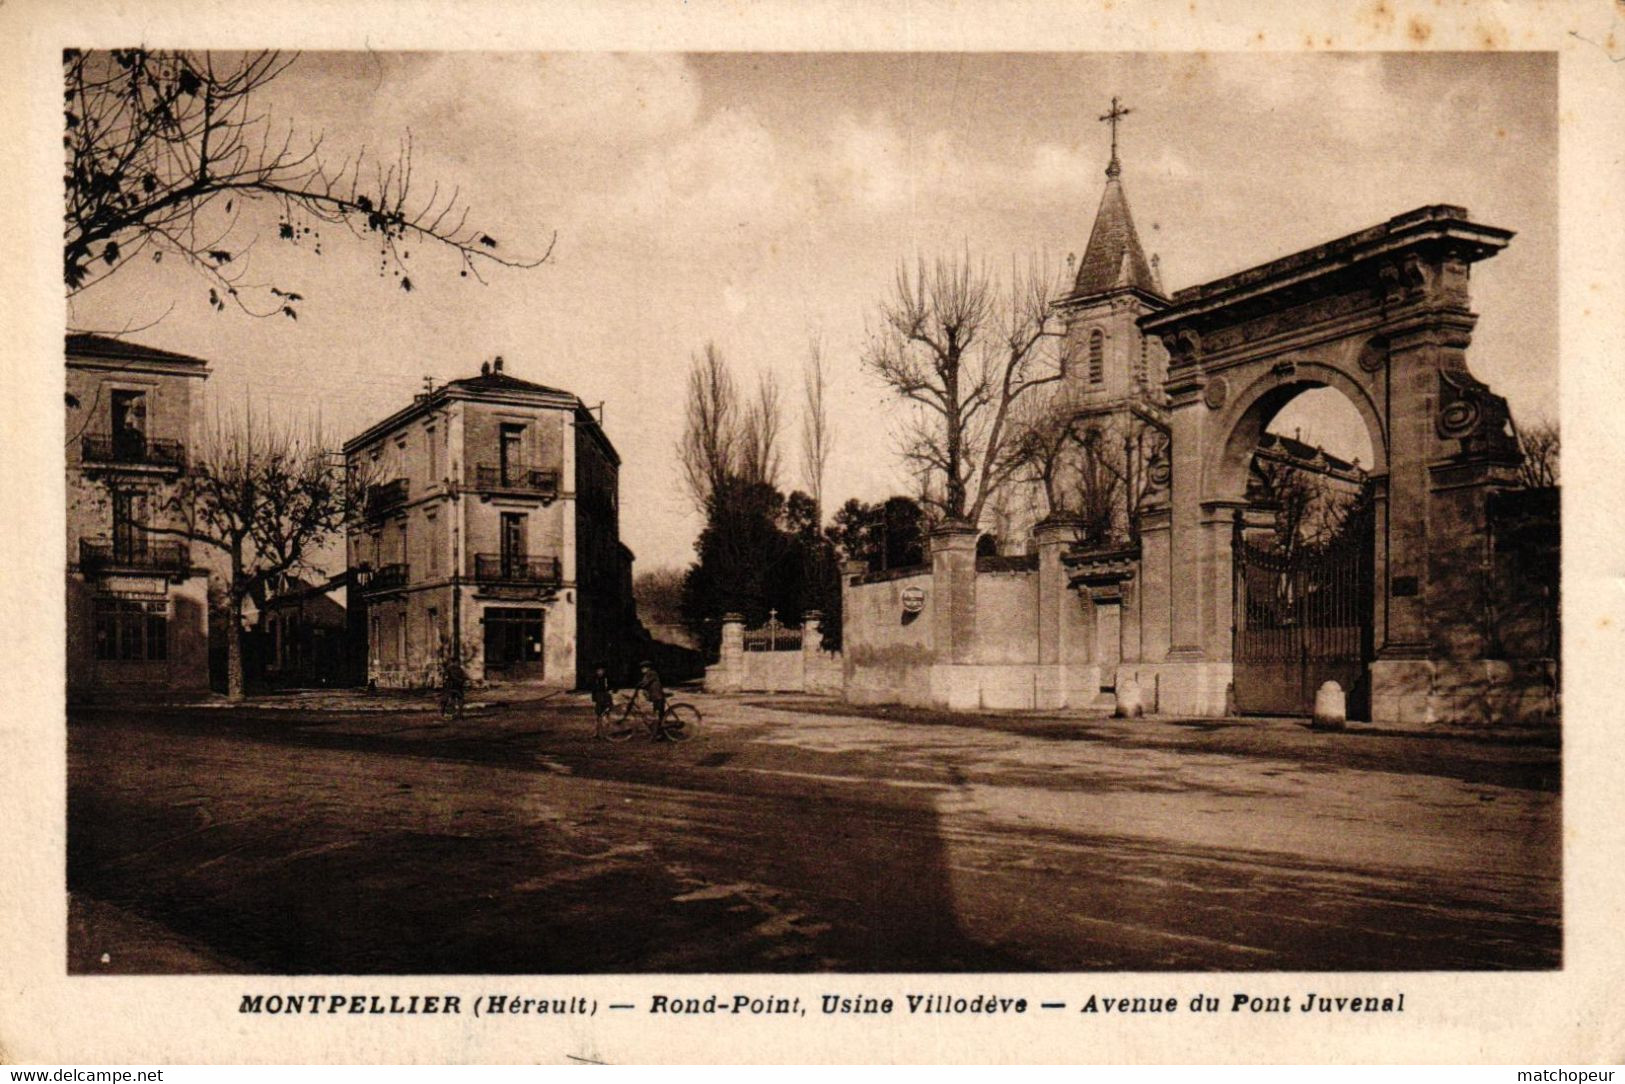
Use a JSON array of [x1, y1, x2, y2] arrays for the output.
[[67, 693, 1560, 973]]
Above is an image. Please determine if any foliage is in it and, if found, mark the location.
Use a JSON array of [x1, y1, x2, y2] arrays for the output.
[[827, 496, 927, 572], [861, 253, 1071, 525], [679, 480, 837, 657], [63, 49, 549, 319]]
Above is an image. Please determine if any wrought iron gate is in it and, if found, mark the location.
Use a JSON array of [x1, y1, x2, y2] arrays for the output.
[[1232, 497, 1375, 718]]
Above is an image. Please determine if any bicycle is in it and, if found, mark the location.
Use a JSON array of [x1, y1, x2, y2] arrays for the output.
[[601, 694, 699, 743]]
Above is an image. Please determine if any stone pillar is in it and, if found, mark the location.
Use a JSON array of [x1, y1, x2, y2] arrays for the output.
[[838, 559, 868, 698], [929, 521, 979, 710], [801, 609, 823, 694], [1137, 507, 1172, 664], [1371, 311, 1523, 725], [1033, 517, 1082, 708], [706, 611, 745, 694]]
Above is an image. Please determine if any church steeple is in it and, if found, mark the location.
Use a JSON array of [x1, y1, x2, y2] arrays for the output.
[[1070, 97, 1162, 301]]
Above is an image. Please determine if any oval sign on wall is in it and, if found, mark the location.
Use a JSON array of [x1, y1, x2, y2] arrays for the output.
[[901, 586, 926, 614]]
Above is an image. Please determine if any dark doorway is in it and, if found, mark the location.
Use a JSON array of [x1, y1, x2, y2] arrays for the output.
[[483, 607, 544, 680]]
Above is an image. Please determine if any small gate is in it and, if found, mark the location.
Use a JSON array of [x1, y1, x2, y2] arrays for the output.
[[1232, 496, 1375, 717]]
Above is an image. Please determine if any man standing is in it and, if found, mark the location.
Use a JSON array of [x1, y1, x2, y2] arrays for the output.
[[589, 664, 615, 739]]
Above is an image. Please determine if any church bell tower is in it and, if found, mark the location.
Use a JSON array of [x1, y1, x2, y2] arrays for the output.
[[1057, 97, 1169, 405]]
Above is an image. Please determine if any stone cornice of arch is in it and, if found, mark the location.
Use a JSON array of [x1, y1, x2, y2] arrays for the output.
[[1160, 297, 1483, 381], [1145, 206, 1511, 327]]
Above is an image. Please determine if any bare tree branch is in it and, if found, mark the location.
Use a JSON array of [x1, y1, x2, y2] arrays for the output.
[[64, 49, 552, 322]]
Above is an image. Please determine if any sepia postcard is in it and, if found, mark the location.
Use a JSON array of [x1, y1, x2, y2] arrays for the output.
[[2, 0, 1622, 1066]]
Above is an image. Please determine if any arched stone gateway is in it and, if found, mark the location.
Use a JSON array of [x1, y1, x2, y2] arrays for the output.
[[1135, 205, 1537, 725], [838, 158, 1556, 727]]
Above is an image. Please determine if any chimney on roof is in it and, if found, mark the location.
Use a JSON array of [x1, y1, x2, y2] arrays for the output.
[[480, 361, 491, 376], [493, 355, 505, 373]]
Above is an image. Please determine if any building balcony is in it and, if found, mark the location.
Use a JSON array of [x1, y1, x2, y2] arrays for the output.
[[78, 538, 189, 576], [358, 562, 410, 593], [81, 433, 186, 471], [363, 478, 410, 519], [473, 553, 561, 586], [473, 465, 559, 499]]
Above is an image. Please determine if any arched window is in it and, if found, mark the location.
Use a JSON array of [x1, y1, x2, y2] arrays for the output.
[[1088, 329, 1105, 384]]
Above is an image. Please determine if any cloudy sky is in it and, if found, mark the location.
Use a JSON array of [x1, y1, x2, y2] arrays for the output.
[[68, 51, 1557, 573]]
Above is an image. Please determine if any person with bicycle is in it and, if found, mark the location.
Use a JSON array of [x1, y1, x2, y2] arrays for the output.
[[439, 652, 468, 719], [633, 659, 674, 739]]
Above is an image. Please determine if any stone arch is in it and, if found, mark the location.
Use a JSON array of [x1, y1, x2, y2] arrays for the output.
[[1204, 358, 1388, 504]]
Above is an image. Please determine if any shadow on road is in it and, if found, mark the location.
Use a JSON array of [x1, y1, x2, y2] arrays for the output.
[[67, 709, 1026, 973]]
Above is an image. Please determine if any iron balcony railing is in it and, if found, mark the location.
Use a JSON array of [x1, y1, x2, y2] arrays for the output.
[[473, 465, 559, 497], [363, 478, 410, 518], [81, 432, 186, 469], [364, 565, 409, 588], [79, 538, 189, 575], [473, 553, 561, 585]]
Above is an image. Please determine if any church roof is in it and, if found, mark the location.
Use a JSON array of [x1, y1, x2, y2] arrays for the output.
[[1071, 163, 1162, 301]]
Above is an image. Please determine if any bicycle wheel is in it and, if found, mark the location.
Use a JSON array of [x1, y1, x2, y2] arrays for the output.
[[601, 712, 636, 742], [661, 703, 700, 743], [603, 701, 643, 743]]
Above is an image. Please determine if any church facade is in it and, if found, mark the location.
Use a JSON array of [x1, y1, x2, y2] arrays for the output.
[[841, 118, 1557, 727]]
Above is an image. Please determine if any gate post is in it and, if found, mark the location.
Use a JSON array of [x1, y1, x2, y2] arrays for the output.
[[705, 612, 745, 694], [1372, 314, 1523, 725], [928, 521, 980, 710]]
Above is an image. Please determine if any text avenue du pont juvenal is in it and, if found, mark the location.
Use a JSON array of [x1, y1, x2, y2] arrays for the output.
[[238, 991, 1405, 1017]]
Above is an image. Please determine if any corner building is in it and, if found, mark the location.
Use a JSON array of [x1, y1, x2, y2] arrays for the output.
[[343, 360, 635, 690], [65, 334, 212, 700]]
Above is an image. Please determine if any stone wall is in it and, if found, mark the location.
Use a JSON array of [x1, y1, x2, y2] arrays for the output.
[[839, 521, 1104, 712]]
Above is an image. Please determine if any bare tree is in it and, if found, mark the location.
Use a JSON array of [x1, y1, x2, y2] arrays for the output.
[[800, 336, 833, 527], [1002, 380, 1087, 520], [1002, 385, 1171, 545], [737, 372, 783, 490], [150, 413, 360, 699], [677, 342, 739, 514], [1514, 418, 1560, 489], [1250, 455, 1365, 555], [862, 253, 1069, 526], [64, 49, 550, 320]]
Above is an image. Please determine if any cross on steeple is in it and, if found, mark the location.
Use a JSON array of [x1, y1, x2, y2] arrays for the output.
[[1099, 96, 1132, 177]]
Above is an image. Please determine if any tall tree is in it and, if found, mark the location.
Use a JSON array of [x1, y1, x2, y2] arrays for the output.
[[800, 335, 834, 527], [64, 49, 549, 320], [152, 414, 360, 699], [677, 342, 739, 515], [862, 253, 1070, 526], [738, 372, 783, 490]]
